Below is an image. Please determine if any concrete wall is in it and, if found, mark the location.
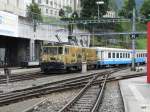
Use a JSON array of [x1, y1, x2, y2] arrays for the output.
[[18, 17, 69, 42], [0, 0, 27, 17], [18, 17, 90, 47]]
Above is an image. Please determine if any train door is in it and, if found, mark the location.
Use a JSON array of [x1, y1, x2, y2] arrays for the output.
[[64, 46, 70, 64], [101, 51, 104, 60]]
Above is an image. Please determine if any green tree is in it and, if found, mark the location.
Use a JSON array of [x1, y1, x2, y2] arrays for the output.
[[71, 11, 79, 19], [80, 0, 109, 19], [119, 0, 136, 18], [64, 6, 72, 17], [27, 2, 42, 32], [59, 8, 65, 17], [27, 2, 42, 21], [140, 0, 150, 19]]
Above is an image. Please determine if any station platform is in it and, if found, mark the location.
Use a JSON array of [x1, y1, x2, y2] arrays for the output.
[[0, 67, 40, 75], [119, 76, 150, 112]]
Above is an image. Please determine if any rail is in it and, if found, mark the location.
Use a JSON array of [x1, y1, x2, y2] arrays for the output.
[[58, 73, 108, 112], [0, 67, 145, 107]]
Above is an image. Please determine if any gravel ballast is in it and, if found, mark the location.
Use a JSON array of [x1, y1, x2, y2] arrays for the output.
[[0, 89, 80, 112], [99, 81, 124, 112]]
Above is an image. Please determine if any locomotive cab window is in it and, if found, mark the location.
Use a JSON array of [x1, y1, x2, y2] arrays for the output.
[[65, 47, 69, 54], [43, 46, 63, 55], [48, 47, 57, 55], [43, 47, 48, 54], [58, 47, 63, 54]]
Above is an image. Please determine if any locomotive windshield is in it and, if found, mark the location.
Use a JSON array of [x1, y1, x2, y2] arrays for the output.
[[43, 46, 63, 55]]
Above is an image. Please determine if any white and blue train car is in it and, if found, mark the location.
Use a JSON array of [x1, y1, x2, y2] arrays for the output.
[[135, 50, 147, 64], [94, 47, 147, 67]]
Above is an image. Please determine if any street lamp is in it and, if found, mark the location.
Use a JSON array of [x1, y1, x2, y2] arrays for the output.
[[96, 1, 104, 20]]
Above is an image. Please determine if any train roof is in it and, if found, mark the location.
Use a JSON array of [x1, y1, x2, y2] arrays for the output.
[[92, 47, 147, 52], [93, 47, 131, 51], [42, 45, 146, 52], [43, 44, 93, 49]]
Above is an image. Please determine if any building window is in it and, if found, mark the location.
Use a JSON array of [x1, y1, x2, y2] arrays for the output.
[[46, 9, 48, 13], [55, 11, 57, 15], [50, 10, 53, 14], [46, 0, 48, 4], [16, 0, 19, 7], [38, 0, 41, 4], [50, 1, 53, 6], [7, 0, 9, 4], [32, 0, 34, 3], [54, 2, 57, 7]]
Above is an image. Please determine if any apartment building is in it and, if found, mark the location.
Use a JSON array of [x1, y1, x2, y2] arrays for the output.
[[103, 11, 117, 18], [0, 0, 31, 17], [0, 0, 80, 17], [34, 0, 80, 17]]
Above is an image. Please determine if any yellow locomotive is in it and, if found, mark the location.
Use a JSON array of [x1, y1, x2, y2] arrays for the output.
[[41, 45, 97, 72]]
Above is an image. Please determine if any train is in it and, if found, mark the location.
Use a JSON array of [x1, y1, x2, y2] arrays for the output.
[[95, 47, 147, 67], [40, 44, 147, 73]]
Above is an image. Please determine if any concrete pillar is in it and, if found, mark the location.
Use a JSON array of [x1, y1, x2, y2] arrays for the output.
[[82, 62, 87, 73], [29, 39, 35, 61]]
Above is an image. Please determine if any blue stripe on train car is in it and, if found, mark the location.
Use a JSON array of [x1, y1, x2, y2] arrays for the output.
[[97, 57, 146, 65], [98, 59, 132, 65], [135, 57, 145, 63]]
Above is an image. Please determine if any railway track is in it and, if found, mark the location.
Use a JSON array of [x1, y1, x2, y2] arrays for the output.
[[23, 68, 146, 112], [0, 67, 145, 107], [0, 67, 131, 84], [0, 72, 49, 84], [58, 71, 146, 112], [0, 69, 111, 84], [58, 73, 108, 112], [0, 69, 112, 106]]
